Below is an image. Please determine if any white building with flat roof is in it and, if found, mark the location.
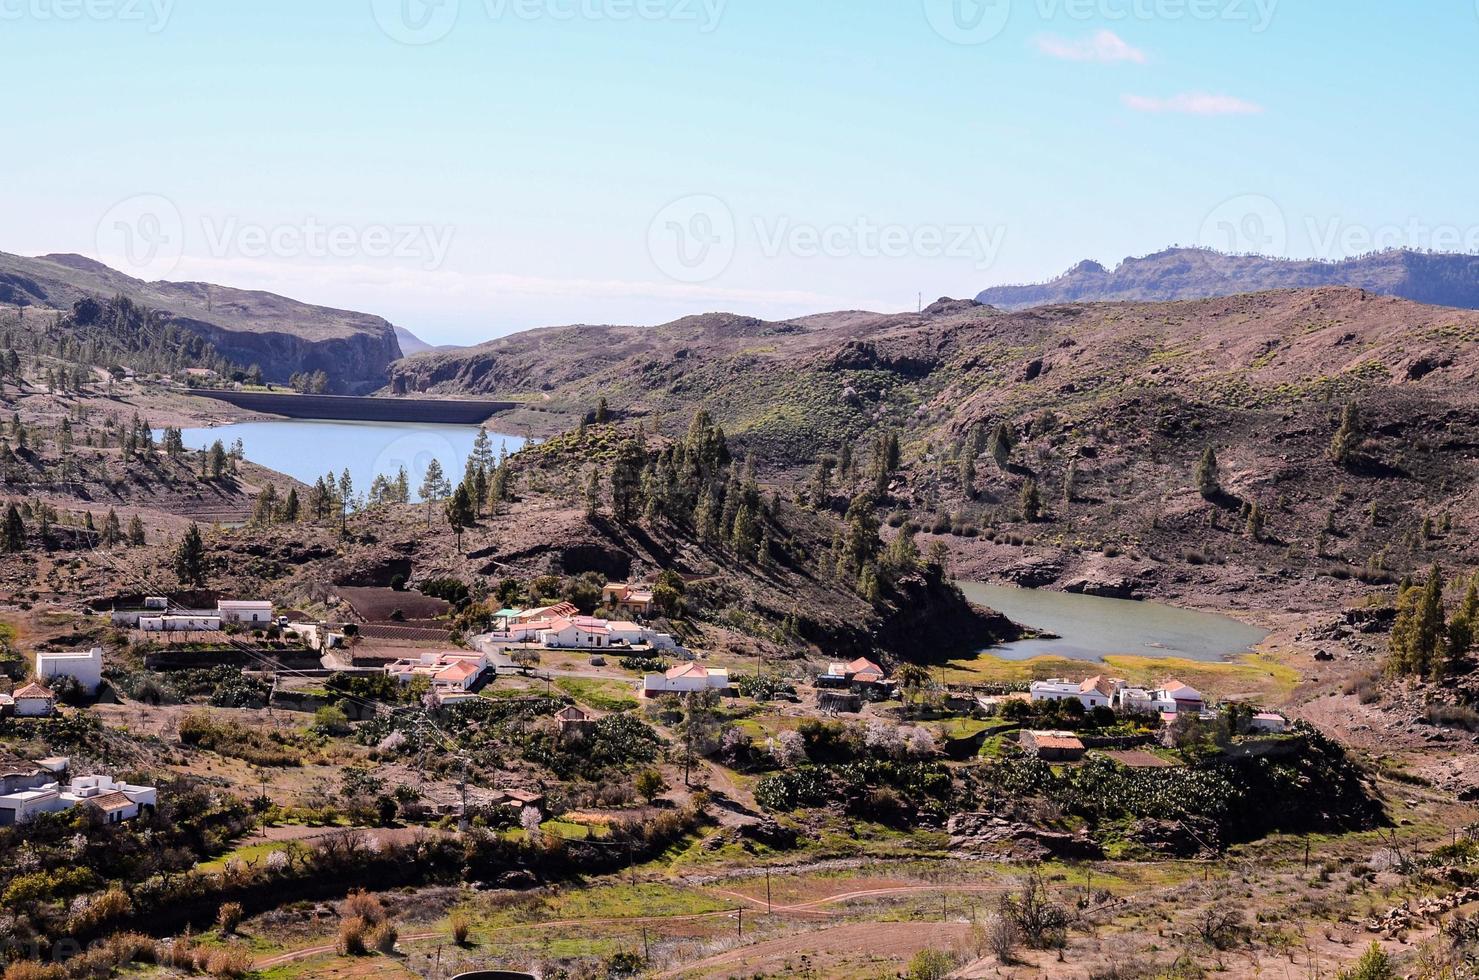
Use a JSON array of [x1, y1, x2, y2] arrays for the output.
[[35, 647, 103, 695]]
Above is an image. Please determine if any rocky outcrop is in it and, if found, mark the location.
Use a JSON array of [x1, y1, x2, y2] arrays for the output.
[[947, 813, 1103, 861]]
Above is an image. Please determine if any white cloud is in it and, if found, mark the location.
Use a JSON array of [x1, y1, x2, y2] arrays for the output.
[[1121, 92, 1265, 116], [1035, 30, 1147, 64]]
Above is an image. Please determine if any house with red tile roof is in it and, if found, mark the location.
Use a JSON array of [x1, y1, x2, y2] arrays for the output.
[[1020, 730, 1087, 761], [641, 662, 730, 696], [12, 683, 57, 718]]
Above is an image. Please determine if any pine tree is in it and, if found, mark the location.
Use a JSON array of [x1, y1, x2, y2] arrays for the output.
[[609, 438, 645, 523], [102, 508, 121, 547], [419, 458, 448, 525], [175, 522, 207, 586], [2, 503, 24, 553], [1020, 478, 1043, 522], [1195, 446, 1220, 498], [1330, 402, 1363, 468], [988, 422, 1014, 469], [585, 469, 601, 518], [1246, 501, 1265, 541], [281, 487, 301, 522], [731, 502, 760, 561], [594, 397, 609, 424], [127, 515, 146, 546]]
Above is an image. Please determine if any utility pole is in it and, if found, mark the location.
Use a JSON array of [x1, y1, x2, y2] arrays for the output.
[[458, 759, 469, 833], [765, 872, 772, 914], [736, 908, 742, 939]]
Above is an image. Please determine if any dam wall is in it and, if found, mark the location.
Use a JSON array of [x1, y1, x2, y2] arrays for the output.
[[191, 389, 516, 425]]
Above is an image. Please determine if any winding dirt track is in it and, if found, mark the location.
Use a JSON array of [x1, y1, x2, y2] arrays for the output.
[[251, 883, 1004, 970]]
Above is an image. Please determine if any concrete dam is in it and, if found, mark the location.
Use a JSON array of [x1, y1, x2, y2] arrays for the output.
[[192, 389, 517, 425]]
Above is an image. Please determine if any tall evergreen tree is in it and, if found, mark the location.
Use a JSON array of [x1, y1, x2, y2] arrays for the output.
[[2, 503, 24, 553], [1195, 446, 1221, 498], [175, 522, 207, 586]]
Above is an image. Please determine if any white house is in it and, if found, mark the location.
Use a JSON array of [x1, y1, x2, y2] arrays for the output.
[[12, 683, 57, 718], [139, 614, 221, 632], [641, 663, 729, 696], [385, 652, 490, 690], [1249, 712, 1288, 734], [1029, 676, 1124, 711], [0, 774, 155, 826], [539, 617, 613, 649], [36, 648, 103, 695], [1114, 680, 1206, 717], [218, 600, 274, 625]]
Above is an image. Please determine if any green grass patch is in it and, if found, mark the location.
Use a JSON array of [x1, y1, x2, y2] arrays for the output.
[[554, 677, 638, 712]]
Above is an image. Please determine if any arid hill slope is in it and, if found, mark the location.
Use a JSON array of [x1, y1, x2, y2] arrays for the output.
[[392, 288, 1479, 604], [0, 251, 403, 391]]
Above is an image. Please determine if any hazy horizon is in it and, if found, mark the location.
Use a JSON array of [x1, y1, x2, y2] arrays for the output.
[[5, 1, 1478, 346]]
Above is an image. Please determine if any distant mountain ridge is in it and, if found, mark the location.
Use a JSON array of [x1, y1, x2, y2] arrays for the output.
[[976, 247, 1479, 310], [0, 251, 403, 392]]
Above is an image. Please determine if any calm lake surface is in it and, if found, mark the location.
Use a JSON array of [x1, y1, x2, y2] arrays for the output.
[[169, 420, 527, 503], [959, 582, 1268, 663]]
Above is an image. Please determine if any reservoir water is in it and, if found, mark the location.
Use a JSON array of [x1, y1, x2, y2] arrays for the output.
[[959, 582, 1268, 663], [169, 420, 527, 503]]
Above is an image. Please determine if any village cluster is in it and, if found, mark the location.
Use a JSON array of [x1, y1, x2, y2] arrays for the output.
[[0, 581, 1294, 833]]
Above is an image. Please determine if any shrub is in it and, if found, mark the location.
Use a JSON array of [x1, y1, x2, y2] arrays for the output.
[[216, 901, 244, 934], [450, 909, 473, 945], [907, 949, 958, 980], [204, 947, 254, 978], [342, 889, 386, 924], [2, 963, 66, 980], [369, 921, 399, 954], [337, 916, 370, 955]]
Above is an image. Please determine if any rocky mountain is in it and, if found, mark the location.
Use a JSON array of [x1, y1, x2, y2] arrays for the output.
[[393, 288, 1479, 606], [0, 252, 402, 392], [394, 325, 457, 356], [976, 247, 1479, 311]]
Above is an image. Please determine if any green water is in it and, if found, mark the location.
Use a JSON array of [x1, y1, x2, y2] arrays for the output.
[[960, 582, 1268, 663]]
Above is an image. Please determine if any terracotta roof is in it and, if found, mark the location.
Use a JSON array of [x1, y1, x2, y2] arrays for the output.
[[665, 663, 709, 679], [846, 657, 884, 676], [86, 791, 136, 812], [435, 661, 480, 681], [555, 705, 593, 721], [13, 682, 55, 700], [1027, 731, 1084, 751]]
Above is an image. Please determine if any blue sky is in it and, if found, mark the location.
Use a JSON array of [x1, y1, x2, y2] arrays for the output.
[[3, 0, 1477, 345]]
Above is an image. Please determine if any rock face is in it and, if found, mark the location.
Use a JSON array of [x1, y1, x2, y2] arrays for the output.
[[0, 251, 402, 392], [947, 813, 1103, 861]]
